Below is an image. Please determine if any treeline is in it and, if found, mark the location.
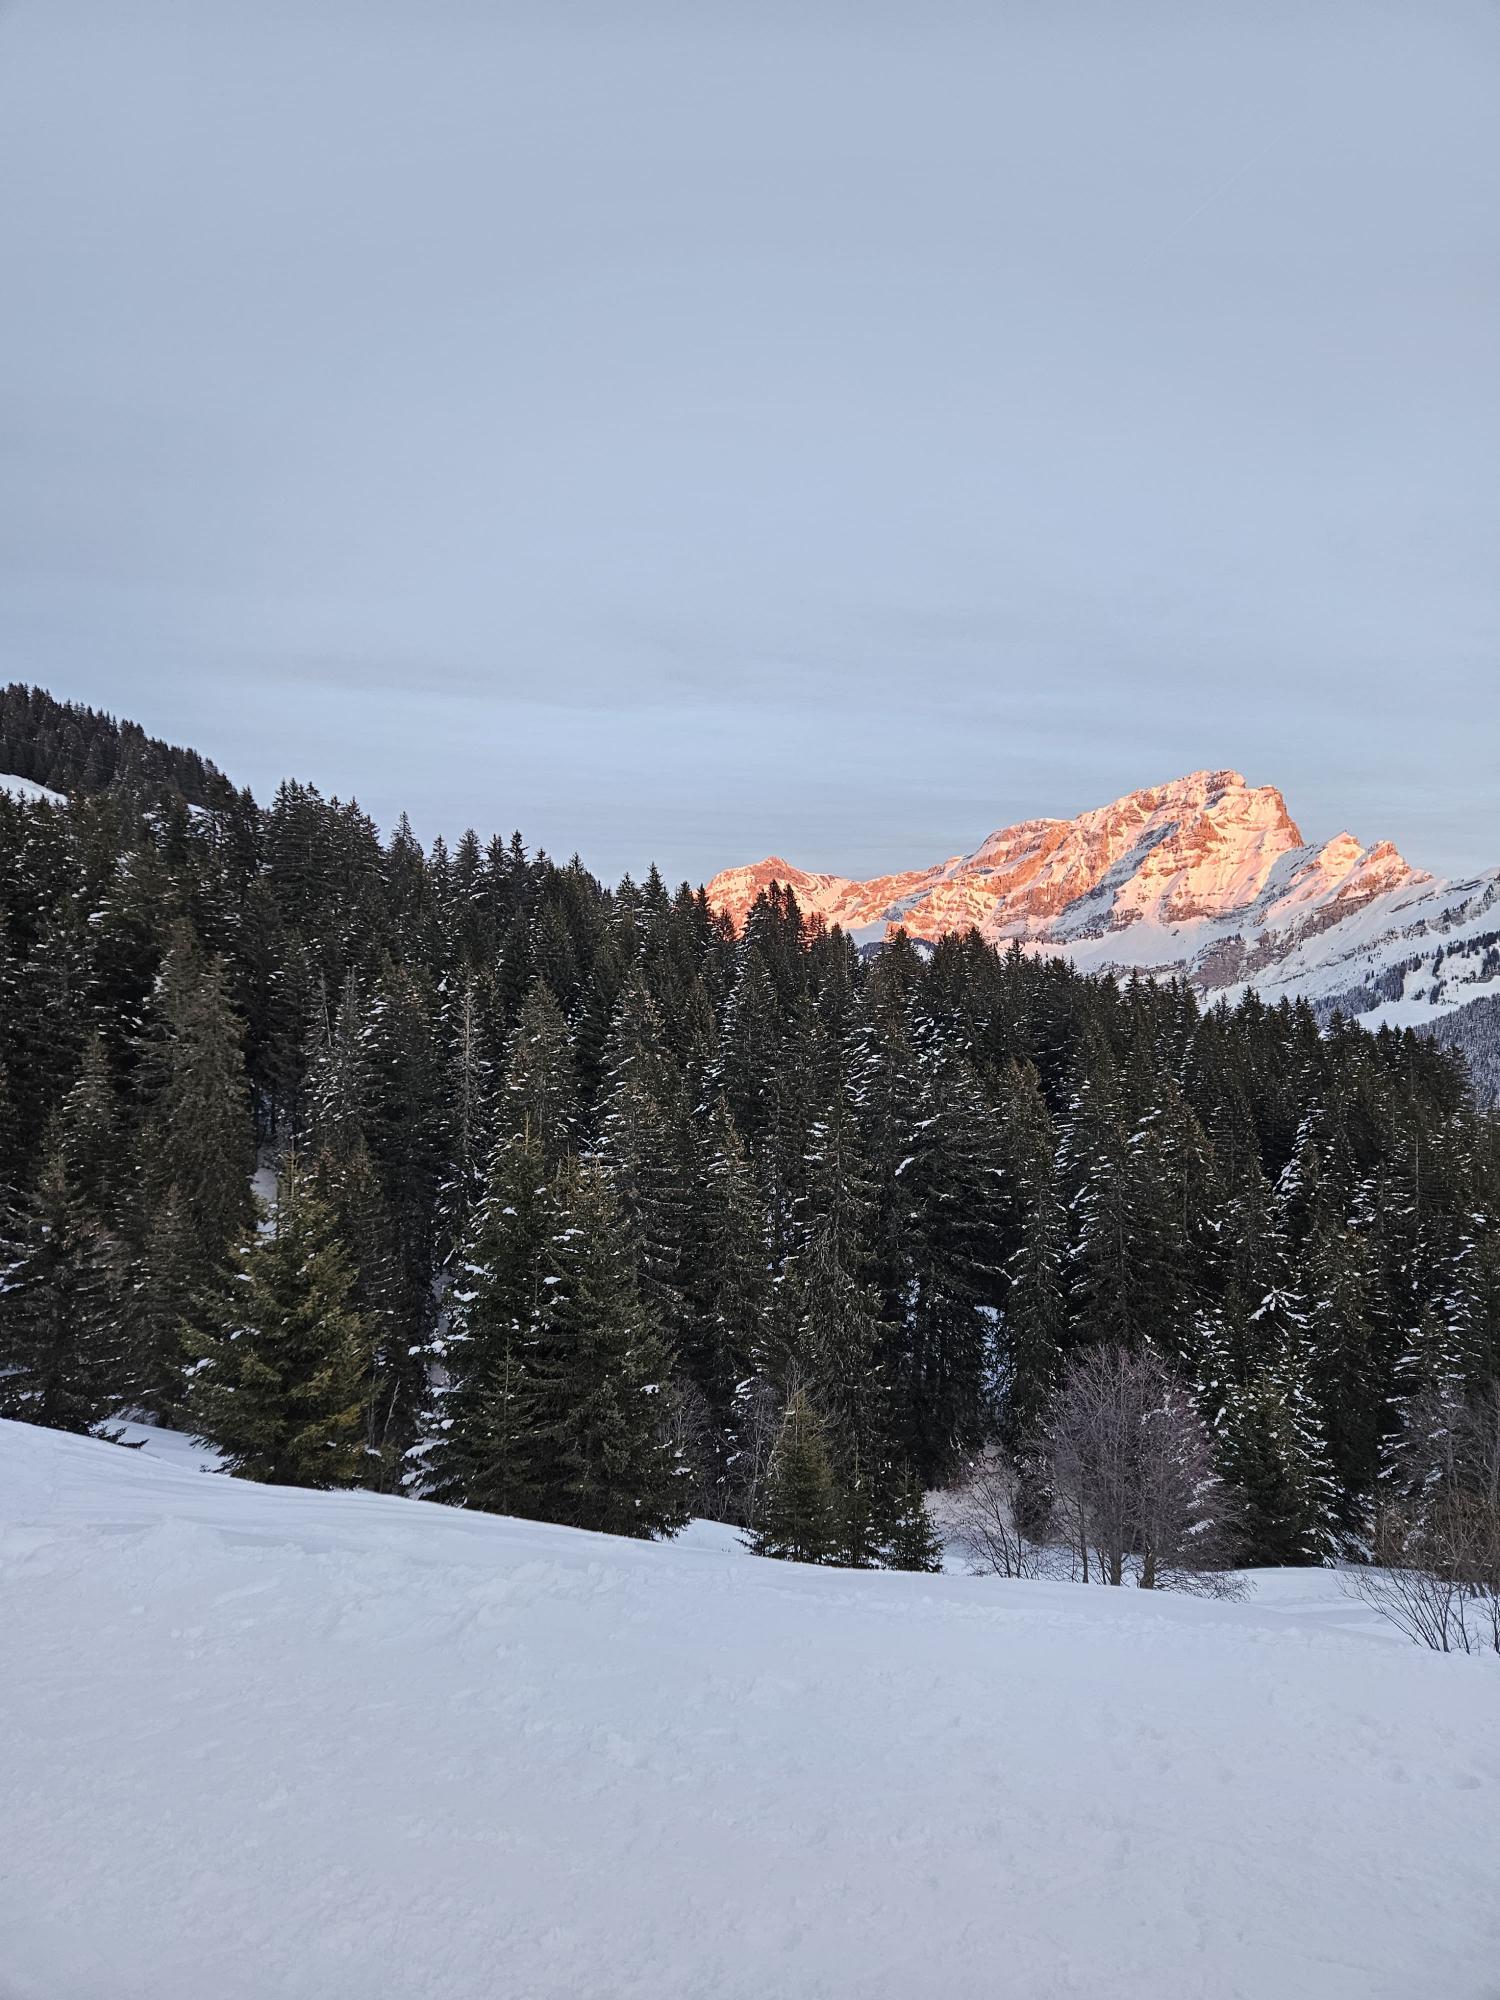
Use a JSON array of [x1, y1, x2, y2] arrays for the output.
[[1, 686, 1498, 1567], [0, 681, 244, 812]]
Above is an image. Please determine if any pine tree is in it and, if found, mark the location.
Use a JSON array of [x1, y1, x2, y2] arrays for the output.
[[0, 1061, 24, 1306], [132, 926, 254, 1409], [50, 1032, 125, 1223], [417, 1122, 555, 1516], [590, 969, 691, 1346], [359, 961, 446, 1462], [520, 1159, 688, 1538], [751, 1390, 840, 1564], [882, 1470, 946, 1572], [678, 1094, 771, 1515], [310, 1138, 406, 1474], [1061, 1040, 1142, 1349], [1299, 1196, 1388, 1527], [895, 1030, 1005, 1480], [0, 1143, 132, 1433], [1215, 1329, 1337, 1566], [187, 1163, 371, 1488], [434, 971, 497, 1265], [780, 1081, 889, 1484], [502, 979, 579, 1170]]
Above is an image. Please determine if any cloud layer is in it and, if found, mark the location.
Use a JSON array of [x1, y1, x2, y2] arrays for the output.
[[1, 0, 1496, 880]]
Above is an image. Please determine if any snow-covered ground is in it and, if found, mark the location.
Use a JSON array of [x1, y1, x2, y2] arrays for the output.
[[3, 1422, 1497, 2000], [0, 772, 65, 807]]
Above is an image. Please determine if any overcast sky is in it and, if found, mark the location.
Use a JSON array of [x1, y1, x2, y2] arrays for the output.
[[1, 0, 1496, 883]]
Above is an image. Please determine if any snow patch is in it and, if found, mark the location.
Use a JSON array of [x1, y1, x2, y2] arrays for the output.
[[0, 771, 66, 806]]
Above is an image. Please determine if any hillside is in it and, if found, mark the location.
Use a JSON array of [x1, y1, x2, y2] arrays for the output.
[[2, 1420, 1497, 2000]]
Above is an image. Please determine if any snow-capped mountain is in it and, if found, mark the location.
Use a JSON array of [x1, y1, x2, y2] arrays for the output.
[[708, 771, 1500, 1090]]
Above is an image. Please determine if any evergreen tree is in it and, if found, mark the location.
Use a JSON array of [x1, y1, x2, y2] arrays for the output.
[[131, 927, 255, 1408], [359, 961, 446, 1461], [894, 1031, 1005, 1480], [590, 969, 691, 1345], [751, 1389, 840, 1564], [882, 1469, 946, 1572], [780, 1081, 889, 1484], [502, 979, 579, 1170], [678, 1094, 771, 1514], [47, 1031, 125, 1220], [520, 1159, 687, 1538], [0, 1142, 132, 1433], [417, 1122, 554, 1516], [1215, 1328, 1337, 1566], [188, 1163, 371, 1487], [1299, 1195, 1387, 1527]]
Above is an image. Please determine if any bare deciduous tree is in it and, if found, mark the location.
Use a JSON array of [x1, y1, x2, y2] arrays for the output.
[[1045, 1347, 1242, 1594], [943, 1446, 1047, 1579], [1350, 1380, 1500, 1654]]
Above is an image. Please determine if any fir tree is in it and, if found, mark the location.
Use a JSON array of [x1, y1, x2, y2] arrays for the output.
[[417, 1121, 554, 1516], [502, 979, 579, 1170], [0, 1143, 132, 1433], [520, 1159, 688, 1538], [590, 968, 691, 1345], [1299, 1197, 1387, 1526], [678, 1094, 771, 1514], [132, 927, 254, 1407], [882, 1470, 946, 1572], [188, 1163, 371, 1488], [780, 1081, 889, 1485], [1215, 1330, 1337, 1566], [751, 1389, 840, 1564]]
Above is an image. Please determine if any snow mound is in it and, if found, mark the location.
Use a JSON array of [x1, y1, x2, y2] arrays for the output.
[[2, 1420, 1497, 2000]]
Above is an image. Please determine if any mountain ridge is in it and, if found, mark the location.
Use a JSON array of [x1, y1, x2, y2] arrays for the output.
[[707, 771, 1500, 1092]]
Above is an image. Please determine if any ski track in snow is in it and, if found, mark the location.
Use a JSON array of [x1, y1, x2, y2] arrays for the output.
[[2, 1421, 1498, 2000]]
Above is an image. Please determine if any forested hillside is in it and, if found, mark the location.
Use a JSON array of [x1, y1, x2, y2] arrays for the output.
[[2, 687, 1497, 1566], [0, 682, 244, 811]]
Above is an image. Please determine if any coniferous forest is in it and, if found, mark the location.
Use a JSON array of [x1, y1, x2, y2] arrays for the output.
[[2, 685, 1498, 1571]]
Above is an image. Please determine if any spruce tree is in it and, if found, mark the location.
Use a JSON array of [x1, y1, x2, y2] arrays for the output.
[[1215, 1330, 1337, 1566], [882, 1470, 946, 1572], [502, 978, 579, 1170], [418, 1122, 554, 1516], [751, 1390, 840, 1564], [0, 1143, 132, 1433], [1299, 1197, 1387, 1527], [678, 1094, 771, 1515], [780, 1080, 889, 1487], [521, 1159, 688, 1538], [188, 1163, 371, 1487], [132, 926, 254, 1409], [590, 968, 691, 1346], [895, 1031, 1005, 1480]]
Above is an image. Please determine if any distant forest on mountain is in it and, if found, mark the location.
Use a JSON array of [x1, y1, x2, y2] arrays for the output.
[[2, 683, 1497, 1572]]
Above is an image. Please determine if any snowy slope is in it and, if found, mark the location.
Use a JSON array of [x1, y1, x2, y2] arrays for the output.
[[3, 1423, 1497, 2000], [706, 772, 1500, 1073], [0, 771, 66, 806]]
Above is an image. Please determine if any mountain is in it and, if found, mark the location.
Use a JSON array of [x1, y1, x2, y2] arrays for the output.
[[708, 770, 1500, 1092]]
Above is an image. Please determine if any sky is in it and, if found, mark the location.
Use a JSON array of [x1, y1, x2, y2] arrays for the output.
[[1, 0, 1497, 885]]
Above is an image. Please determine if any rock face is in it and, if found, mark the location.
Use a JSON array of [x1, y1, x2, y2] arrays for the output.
[[707, 771, 1500, 1088]]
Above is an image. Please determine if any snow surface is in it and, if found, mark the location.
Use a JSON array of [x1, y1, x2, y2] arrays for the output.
[[0, 772, 65, 806], [2, 1420, 1497, 2000]]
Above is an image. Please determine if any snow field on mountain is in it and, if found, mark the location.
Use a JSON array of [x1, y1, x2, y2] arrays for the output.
[[0, 774, 66, 807], [3, 1420, 1498, 2000]]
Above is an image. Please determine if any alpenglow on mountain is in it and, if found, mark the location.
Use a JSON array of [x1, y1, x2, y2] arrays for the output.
[[707, 771, 1500, 1088]]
